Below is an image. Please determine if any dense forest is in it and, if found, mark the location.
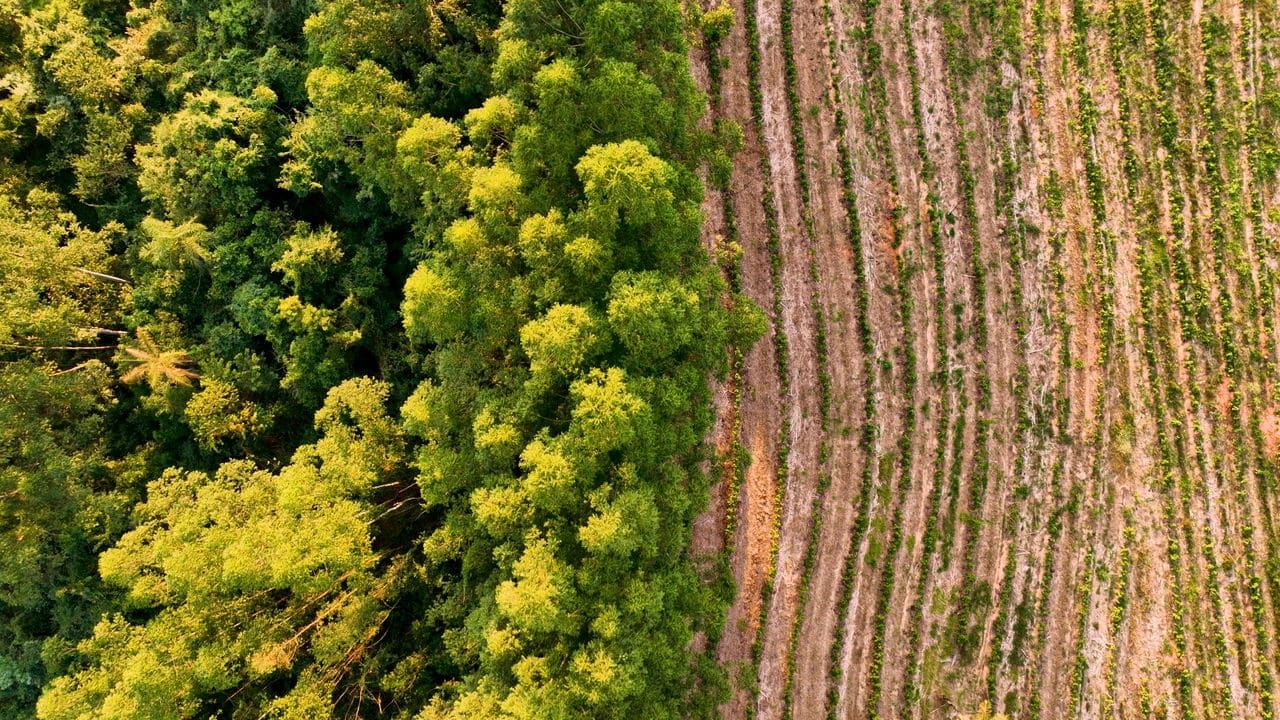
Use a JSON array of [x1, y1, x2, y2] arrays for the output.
[[0, 0, 760, 717]]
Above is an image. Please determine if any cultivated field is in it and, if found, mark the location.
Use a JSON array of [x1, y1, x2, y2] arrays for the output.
[[690, 0, 1280, 717]]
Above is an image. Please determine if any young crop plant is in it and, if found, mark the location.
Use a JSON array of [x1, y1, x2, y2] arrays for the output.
[[1096, 520, 1135, 718], [819, 2, 899, 718], [1068, 548, 1095, 715], [899, 0, 1009, 695], [982, 3, 1039, 701], [1066, 0, 1119, 367], [1137, 231, 1199, 719], [772, 0, 845, 713], [1186, 27, 1280, 696], [738, 1, 802, 715], [1134, 1, 1272, 710], [900, 0, 1001, 693], [859, 2, 951, 715], [1021, 460, 1067, 720]]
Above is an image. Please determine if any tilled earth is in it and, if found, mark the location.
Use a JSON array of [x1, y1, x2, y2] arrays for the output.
[[692, 0, 1280, 717]]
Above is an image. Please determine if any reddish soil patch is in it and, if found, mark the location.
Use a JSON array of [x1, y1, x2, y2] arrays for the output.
[[1262, 411, 1280, 458]]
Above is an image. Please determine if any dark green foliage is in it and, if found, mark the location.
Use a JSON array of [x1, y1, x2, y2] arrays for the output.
[[0, 361, 133, 717], [394, 3, 755, 714]]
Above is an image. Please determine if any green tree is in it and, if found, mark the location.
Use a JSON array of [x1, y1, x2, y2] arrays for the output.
[[137, 218, 211, 272], [520, 304, 605, 378], [280, 62, 414, 208], [271, 224, 343, 294], [182, 377, 266, 450], [605, 271, 700, 369], [0, 361, 131, 719], [0, 191, 129, 351], [393, 4, 750, 718], [37, 379, 408, 720], [135, 88, 282, 224], [117, 328, 198, 389]]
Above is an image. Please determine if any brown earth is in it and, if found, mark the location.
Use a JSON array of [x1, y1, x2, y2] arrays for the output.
[[1263, 411, 1280, 458]]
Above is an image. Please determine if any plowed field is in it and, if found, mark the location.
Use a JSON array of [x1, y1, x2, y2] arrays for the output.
[[692, 0, 1280, 717]]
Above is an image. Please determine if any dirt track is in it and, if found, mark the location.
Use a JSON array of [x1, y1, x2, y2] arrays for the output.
[[693, 0, 1280, 717]]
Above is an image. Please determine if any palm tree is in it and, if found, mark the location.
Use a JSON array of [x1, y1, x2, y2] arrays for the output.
[[139, 217, 211, 271], [119, 327, 199, 387]]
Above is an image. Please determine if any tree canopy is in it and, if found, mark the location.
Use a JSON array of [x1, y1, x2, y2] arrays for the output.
[[0, 0, 756, 717]]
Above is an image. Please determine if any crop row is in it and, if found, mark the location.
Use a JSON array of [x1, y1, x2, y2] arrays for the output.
[[1117, 0, 1240, 709], [1022, 457, 1073, 720], [1196, 0, 1280, 544], [820, 0, 885, 714], [1191, 7, 1280, 713], [804, 0, 892, 716], [986, 0, 1040, 703], [901, 0, 980, 707], [1136, 193, 1199, 719], [739, 0, 796, 713], [1235, 10, 1280, 690], [865, 2, 962, 712], [900, 64, 957, 710], [1068, 0, 1118, 364], [808, 1, 925, 717], [777, 0, 838, 711], [1142, 0, 1273, 712], [1060, 2, 1252, 713], [921, 1, 999, 695], [1100, 522, 1135, 719], [1018, 6, 1079, 717], [1063, 5, 1119, 715]]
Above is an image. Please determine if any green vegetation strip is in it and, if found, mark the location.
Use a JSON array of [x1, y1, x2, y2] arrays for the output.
[[777, 0, 838, 713], [819, 1, 883, 717], [741, 0, 800, 714]]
